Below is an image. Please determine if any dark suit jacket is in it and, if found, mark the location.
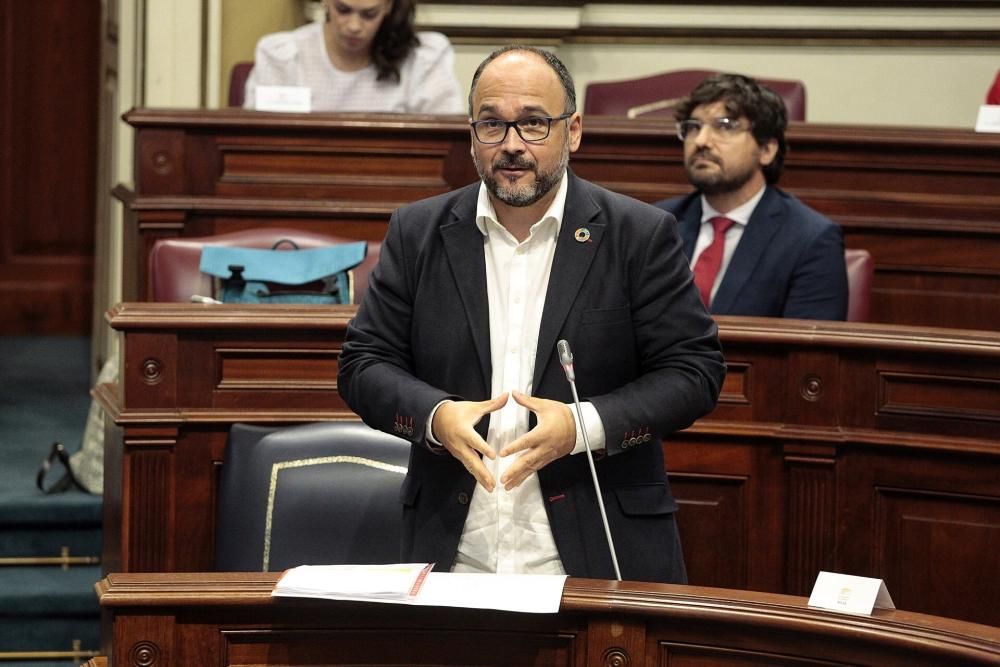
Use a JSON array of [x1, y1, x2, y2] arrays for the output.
[[338, 172, 725, 583], [655, 187, 848, 320]]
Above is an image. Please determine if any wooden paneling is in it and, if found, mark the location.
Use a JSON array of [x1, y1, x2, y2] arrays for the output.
[[96, 573, 1000, 667], [120, 110, 1000, 330], [670, 472, 749, 590], [98, 306, 1000, 626], [0, 1, 99, 334], [875, 487, 1000, 621]]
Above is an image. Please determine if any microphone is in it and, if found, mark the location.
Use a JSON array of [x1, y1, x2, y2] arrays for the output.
[[557, 339, 622, 581], [557, 339, 575, 382]]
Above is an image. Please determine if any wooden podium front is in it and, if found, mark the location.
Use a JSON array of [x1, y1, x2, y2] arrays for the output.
[[98, 304, 1000, 627], [94, 572, 1000, 666]]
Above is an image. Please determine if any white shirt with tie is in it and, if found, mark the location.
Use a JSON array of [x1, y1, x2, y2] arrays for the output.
[[689, 185, 766, 303]]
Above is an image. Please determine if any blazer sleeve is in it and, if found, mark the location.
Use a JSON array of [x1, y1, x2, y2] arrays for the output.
[[337, 209, 457, 444], [584, 206, 726, 453], [782, 216, 848, 320]]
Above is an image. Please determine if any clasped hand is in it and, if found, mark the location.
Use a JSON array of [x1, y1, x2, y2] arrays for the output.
[[432, 390, 575, 492]]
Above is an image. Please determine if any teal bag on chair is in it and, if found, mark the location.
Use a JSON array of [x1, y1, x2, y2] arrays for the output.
[[199, 240, 367, 304]]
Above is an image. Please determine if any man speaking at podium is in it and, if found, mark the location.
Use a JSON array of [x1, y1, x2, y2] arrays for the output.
[[338, 45, 724, 584]]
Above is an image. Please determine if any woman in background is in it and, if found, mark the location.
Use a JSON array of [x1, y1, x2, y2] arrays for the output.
[[244, 0, 463, 113]]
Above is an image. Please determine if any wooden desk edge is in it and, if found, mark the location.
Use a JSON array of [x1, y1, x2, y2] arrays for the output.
[[96, 572, 1000, 653]]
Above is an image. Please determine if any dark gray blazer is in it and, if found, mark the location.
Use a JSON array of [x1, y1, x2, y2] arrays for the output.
[[338, 171, 725, 583], [656, 186, 848, 320]]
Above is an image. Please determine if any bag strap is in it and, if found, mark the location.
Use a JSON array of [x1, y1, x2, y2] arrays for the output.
[[36, 441, 88, 494], [271, 239, 300, 250]]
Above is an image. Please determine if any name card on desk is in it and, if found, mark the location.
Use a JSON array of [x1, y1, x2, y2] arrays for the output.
[[254, 85, 312, 113], [975, 105, 1000, 133], [808, 571, 895, 615]]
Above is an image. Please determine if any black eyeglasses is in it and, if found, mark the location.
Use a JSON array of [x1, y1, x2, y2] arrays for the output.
[[470, 113, 573, 144], [676, 117, 751, 142]]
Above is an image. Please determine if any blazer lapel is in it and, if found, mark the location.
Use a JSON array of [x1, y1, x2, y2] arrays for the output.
[[677, 197, 702, 259], [533, 174, 604, 391], [711, 186, 783, 313], [441, 191, 491, 390]]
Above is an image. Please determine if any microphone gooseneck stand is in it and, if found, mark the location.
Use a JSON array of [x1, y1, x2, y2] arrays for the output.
[[557, 339, 622, 581]]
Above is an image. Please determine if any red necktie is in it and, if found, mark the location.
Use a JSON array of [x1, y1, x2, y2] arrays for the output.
[[692, 216, 735, 307]]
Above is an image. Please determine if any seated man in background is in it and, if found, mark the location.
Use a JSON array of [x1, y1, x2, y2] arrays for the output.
[[656, 73, 848, 320], [245, 0, 463, 113]]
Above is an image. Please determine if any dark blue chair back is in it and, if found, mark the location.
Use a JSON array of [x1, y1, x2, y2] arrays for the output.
[[215, 421, 410, 571]]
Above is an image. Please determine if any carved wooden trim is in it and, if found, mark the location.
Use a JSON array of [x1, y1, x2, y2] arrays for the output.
[[437, 24, 1000, 47], [215, 347, 340, 391], [424, 0, 1000, 6], [718, 362, 751, 406], [877, 371, 1000, 423], [125, 447, 174, 572], [784, 448, 837, 595], [115, 192, 399, 217], [874, 485, 1000, 622]]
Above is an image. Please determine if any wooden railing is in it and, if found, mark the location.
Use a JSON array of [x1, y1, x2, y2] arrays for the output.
[[94, 572, 1000, 666], [117, 110, 1000, 330]]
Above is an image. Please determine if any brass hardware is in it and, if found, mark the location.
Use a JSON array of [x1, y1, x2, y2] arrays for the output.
[[0, 546, 99, 568]]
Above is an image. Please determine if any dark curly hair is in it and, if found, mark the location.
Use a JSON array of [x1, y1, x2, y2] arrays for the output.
[[674, 73, 787, 184], [344, 0, 419, 83]]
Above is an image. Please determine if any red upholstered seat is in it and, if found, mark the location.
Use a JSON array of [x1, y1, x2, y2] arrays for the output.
[[583, 69, 807, 121], [987, 69, 1000, 105], [228, 61, 254, 107], [148, 227, 380, 304], [844, 248, 874, 323]]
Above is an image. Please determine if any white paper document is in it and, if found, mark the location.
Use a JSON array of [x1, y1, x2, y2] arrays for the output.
[[807, 570, 895, 615], [254, 85, 312, 113], [273, 564, 567, 614], [415, 572, 567, 613], [975, 105, 1000, 133], [275, 563, 432, 601]]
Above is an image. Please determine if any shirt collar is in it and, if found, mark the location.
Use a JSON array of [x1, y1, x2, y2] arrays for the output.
[[475, 173, 569, 239], [700, 184, 767, 226]]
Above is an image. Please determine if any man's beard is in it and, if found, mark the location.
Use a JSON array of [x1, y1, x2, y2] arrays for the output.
[[685, 150, 756, 196], [474, 141, 569, 207]]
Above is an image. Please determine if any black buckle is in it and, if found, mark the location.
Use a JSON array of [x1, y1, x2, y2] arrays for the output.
[[36, 442, 86, 494]]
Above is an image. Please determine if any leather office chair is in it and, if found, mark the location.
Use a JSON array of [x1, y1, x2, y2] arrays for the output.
[[215, 421, 411, 571], [228, 61, 254, 107], [148, 227, 380, 303], [844, 248, 874, 323], [583, 69, 807, 121]]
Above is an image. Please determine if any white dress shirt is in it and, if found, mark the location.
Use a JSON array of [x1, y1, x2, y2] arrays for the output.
[[689, 185, 766, 303], [440, 175, 606, 575]]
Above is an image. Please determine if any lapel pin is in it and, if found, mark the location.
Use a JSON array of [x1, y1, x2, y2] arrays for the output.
[[574, 227, 591, 243]]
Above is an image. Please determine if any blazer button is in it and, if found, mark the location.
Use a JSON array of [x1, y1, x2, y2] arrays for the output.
[[458, 492, 470, 505]]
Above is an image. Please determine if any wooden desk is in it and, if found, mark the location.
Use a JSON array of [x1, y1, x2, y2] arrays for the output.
[[97, 304, 1000, 626], [95, 572, 1000, 666], [118, 109, 1000, 329]]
